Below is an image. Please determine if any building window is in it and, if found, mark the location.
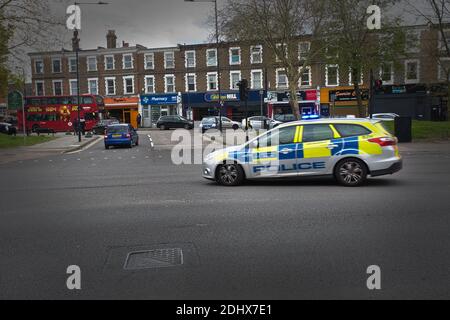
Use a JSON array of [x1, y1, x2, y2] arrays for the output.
[[35, 60, 44, 74], [164, 74, 175, 93], [185, 73, 197, 92], [123, 54, 133, 69], [88, 78, 98, 95], [145, 76, 155, 93], [276, 43, 288, 62], [69, 79, 78, 95], [52, 80, 63, 96], [250, 45, 263, 64], [326, 65, 339, 87], [105, 55, 115, 70], [185, 50, 196, 68], [87, 56, 97, 72], [299, 42, 311, 60], [276, 68, 288, 89], [405, 60, 420, 84], [105, 77, 116, 95], [207, 72, 218, 91], [144, 53, 154, 70], [35, 81, 45, 96], [164, 52, 175, 69], [52, 58, 62, 73], [229, 71, 241, 90], [406, 30, 421, 53], [123, 76, 134, 95], [348, 68, 363, 85], [206, 49, 217, 67], [380, 62, 394, 84], [251, 70, 263, 89], [299, 66, 312, 87], [68, 57, 77, 73], [229, 47, 241, 65]]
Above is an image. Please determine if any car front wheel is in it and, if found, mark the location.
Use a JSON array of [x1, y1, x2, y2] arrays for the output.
[[216, 163, 245, 186], [334, 158, 368, 187]]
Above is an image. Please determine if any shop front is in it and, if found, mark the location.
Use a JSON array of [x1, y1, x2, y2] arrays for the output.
[[320, 86, 369, 117], [266, 89, 320, 119], [182, 90, 266, 121], [140, 93, 181, 128], [104, 96, 140, 128]]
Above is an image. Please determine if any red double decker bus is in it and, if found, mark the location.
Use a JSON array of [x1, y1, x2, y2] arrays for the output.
[[18, 94, 104, 133]]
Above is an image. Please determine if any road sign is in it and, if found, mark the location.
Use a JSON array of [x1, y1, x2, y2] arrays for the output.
[[8, 90, 23, 110]]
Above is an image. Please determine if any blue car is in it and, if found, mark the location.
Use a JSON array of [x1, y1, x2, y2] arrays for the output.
[[104, 124, 139, 149]]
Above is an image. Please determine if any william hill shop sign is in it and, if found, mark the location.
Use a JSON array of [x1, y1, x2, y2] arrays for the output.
[[204, 92, 240, 103]]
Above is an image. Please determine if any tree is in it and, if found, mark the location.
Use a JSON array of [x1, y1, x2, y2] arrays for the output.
[[322, 0, 406, 117], [0, 0, 66, 96], [218, 0, 327, 120], [406, 0, 450, 119]]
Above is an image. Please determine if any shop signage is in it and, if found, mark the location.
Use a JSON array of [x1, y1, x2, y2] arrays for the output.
[[204, 92, 240, 102], [141, 94, 179, 105], [330, 89, 369, 102]]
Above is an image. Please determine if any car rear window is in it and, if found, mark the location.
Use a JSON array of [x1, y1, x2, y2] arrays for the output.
[[334, 124, 372, 137], [107, 126, 128, 134], [202, 118, 216, 123]]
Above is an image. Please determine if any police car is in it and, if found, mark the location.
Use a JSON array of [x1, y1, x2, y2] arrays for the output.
[[202, 119, 402, 187]]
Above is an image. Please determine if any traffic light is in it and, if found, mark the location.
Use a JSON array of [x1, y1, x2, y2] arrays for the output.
[[375, 79, 383, 92], [238, 79, 249, 101]]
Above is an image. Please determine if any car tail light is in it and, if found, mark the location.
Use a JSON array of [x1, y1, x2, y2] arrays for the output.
[[125, 133, 131, 138], [104, 135, 108, 139], [368, 137, 398, 147]]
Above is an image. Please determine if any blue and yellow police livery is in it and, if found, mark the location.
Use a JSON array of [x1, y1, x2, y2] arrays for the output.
[[202, 119, 403, 187]]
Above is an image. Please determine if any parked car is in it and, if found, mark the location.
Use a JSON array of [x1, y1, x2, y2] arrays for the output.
[[370, 113, 400, 121], [199, 116, 241, 133], [273, 114, 297, 123], [93, 119, 120, 135], [157, 115, 194, 130], [0, 122, 17, 136], [242, 116, 282, 130], [104, 124, 139, 149]]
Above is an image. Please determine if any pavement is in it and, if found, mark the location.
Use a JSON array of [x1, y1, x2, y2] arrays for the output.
[[0, 131, 449, 299]]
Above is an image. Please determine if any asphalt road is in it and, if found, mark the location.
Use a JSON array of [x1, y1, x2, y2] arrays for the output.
[[0, 131, 449, 300]]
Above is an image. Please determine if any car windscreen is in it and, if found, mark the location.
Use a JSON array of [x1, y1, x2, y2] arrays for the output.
[[202, 118, 216, 123], [107, 126, 128, 134]]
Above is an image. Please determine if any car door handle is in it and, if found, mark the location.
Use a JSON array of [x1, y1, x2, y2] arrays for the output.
[[327, 144, 339, 150], [280, 148, 293, 154]]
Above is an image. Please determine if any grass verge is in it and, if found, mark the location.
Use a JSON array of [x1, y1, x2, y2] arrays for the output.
[[382, 120, 450, 141], [0, 134, 56, 149]]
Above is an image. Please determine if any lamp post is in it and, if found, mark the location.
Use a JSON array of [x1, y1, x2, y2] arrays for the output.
[[72, 1, 108, 142], [185, 0, 222, 132]]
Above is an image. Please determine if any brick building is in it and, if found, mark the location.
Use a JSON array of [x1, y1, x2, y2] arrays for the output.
[[28, 25, 447, 127]]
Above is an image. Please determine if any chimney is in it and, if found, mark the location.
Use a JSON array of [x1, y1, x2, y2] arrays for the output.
[[72, 30, 80, 51], [122, 41, 129, 48], [106, 30, 117, 49]]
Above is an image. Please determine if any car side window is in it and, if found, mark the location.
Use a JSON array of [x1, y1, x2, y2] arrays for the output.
[[302, 125, 334, 143], [333, 124, 371, 138], [258, 126, 297, 147]]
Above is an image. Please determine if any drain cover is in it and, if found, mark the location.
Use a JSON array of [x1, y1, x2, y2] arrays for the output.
[[124, 248, 184, 270]]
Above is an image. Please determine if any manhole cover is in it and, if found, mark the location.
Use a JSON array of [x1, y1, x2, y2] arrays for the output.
[[124, 248, 184, 270]]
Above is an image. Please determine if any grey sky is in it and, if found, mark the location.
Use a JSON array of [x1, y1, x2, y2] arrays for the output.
[[55, 0, 215, 50]]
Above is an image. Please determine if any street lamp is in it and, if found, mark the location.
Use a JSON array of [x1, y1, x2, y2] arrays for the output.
[[72, 1, 109, 142], [184, 0, 223, 133], [15, 66, 27, 143]]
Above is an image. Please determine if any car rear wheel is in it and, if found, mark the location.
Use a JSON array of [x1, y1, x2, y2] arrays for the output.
[[105, 145, 109, 150], [160, 124, 166, 131], [184, 124, 190, 130], [334, 158, 368, 187], [216, 163, 245, 186]]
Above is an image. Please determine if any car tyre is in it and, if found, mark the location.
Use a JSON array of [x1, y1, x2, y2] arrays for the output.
[[216, 163, 245, 187], [105, 145, 109, 150], [184, 124, 190, 130], [334, 158, 368, 187], [232, 124, 239, 131], [160, 124, 166, 131]]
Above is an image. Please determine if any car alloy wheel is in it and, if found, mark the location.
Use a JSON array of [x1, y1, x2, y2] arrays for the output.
[[216, 164, 244, 186], [335, 159, 367, 187], [160, 125, 166, 130]]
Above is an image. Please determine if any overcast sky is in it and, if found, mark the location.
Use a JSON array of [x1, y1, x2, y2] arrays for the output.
[[53, 0, 216, 50]]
